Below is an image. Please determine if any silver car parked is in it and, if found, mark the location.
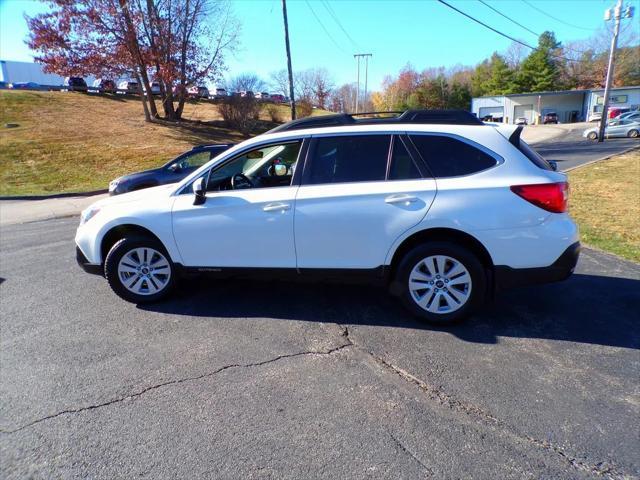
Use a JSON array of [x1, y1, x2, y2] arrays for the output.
[[583, 119, 640, 140]]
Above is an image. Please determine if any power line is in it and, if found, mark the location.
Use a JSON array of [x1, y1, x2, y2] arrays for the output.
[[522, 0, 597, 32], [477, 0, 538, 37], [321, 0, 359, 49], [476, 0, 591, 56], [304, 0, 346, 53], [435, 0, 579, 63]]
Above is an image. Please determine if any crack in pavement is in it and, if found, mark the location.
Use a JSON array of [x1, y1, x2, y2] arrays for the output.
[[386, 429, 434, 477], [0, 342, 352, 435], [339, 324, 630, 480]]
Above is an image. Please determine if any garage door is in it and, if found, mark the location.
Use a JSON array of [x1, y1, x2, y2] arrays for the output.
[[479, 106, 504, 121], [514, 104, 534, 124]]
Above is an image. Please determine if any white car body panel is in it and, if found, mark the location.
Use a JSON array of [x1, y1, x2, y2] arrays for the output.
[[172, 186, 298, 267], [75, 185, 178, 265], [294, 178, 436, 269]]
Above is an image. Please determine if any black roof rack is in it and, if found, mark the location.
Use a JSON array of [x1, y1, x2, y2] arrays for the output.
[[268, 109, 483, 133]]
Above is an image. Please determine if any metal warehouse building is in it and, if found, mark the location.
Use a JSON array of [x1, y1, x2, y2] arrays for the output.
[[471, 85, 640, 124]]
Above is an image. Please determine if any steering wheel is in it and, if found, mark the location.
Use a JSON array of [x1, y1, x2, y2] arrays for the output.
[[231, 173, 254, 189]]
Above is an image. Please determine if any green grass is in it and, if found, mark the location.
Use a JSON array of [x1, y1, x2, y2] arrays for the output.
[[0, 90, 331, 196], [569, 150, 640, 262]]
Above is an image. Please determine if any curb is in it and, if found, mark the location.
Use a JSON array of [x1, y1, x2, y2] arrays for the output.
[[564, 145, 640, 172], [0, 189, 108, 201]]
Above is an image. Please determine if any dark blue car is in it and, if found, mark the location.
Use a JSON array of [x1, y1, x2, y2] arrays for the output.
[[108, 144, 234, 195]]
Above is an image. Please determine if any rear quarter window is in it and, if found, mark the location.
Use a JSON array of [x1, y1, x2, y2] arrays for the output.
[[409, 134, 498, 178], [517, 140, 553, 171]]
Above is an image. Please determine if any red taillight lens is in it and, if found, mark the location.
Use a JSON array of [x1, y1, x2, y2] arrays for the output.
[[510, 182, 568, 213]]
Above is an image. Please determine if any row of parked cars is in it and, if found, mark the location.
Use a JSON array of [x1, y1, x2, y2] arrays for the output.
[[60, 77, 288, 102]]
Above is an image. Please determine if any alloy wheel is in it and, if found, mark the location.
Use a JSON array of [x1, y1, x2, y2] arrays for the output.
[[408, 255, 472, 314], [117, 247, 171, 295]]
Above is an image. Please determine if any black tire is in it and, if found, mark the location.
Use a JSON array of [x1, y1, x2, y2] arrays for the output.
[[627, 129, 639, 138], [394, 242, 486, 324], [104, 236, 176, 303], [587, 131, 598, 141]]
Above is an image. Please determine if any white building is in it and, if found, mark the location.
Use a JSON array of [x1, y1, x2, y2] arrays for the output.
[[471, 86, 640, 124], [0, 60, 97, 87], [0, 60, 65, 86]]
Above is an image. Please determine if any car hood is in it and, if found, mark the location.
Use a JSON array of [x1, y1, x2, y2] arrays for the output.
[[95, 183, 176, 208], [117, 167, 164, 183]]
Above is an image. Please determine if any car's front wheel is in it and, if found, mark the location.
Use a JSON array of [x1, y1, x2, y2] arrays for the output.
[[587, 131, 598, 141], [627, 129, 639, 138], [395, 242, 486, 324], [104, 236, 175, 303]]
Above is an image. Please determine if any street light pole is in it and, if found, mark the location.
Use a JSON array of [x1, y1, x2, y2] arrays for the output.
[[598, 0, 628, 142]]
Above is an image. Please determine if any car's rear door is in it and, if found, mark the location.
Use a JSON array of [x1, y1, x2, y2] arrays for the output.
[[294, 134, 436, 270]]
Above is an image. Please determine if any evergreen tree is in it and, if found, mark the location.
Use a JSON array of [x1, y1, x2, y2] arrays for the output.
[[483, 53, 516, 95], [516, 31, 562, 92], [470, 59, 491, 97]]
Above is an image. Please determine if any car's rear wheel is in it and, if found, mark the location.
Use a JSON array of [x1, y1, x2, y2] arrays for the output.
[[587, 131, 598, 141], [395, 242, 486, 324], [627, 129, 639, 138], [105, 236, 175, 303]]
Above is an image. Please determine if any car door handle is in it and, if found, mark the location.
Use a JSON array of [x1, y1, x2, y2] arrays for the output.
[[263, 202, 291, 212], [385, 194, 418, 205]]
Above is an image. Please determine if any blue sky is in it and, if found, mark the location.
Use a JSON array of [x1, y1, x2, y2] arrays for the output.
[[1, 0, 639, 90]]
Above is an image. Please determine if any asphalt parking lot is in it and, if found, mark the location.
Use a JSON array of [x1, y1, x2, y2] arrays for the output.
[[531, 125, 639, 170], [1, 217, 639, 479]]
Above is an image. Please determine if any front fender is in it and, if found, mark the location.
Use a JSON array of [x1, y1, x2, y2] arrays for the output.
[[75, 198, 180, 265]]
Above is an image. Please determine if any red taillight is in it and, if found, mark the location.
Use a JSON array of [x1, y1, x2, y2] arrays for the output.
[[510, 182, 568, 213]]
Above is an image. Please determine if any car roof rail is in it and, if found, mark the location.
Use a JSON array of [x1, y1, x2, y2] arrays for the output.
[[191, 143, 233, 150], [267, 109, 483, 133]]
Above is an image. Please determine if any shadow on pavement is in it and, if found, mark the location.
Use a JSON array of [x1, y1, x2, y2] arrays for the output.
[[140, 273, 640, 350]]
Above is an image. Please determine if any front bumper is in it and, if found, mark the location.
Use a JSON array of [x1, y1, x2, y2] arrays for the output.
[[76, 246, 103, 276], [494, 242, 581, 290]]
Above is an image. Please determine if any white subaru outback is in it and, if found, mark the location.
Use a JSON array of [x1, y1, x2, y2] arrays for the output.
[[75, 110, 580, 324]]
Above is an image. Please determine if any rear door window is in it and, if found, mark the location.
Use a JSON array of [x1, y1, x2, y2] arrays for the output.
[[409, 134, 498, 177], [306, 135, 391, 185], [388, 137, 423, 180]]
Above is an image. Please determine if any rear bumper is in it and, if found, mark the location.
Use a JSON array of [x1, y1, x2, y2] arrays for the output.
[[76, 246, 103, 276], [494, 242, 580, 290]]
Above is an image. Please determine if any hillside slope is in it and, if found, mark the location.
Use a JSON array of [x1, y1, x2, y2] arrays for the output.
[[0, 91, 319, 196]]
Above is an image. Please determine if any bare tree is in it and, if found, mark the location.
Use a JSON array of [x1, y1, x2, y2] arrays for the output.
[[329, 83, 357, 113], [269, 69, 290, 96], [226, 73, 266, 93], [310, 68, 334, 109], [504, 41, 527, 69]]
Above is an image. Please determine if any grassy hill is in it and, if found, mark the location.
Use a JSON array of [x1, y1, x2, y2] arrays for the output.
[[0, 91, 327, 196]]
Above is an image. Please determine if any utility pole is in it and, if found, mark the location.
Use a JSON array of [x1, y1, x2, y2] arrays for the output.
[[364, 55, 369, 111], [598, 0, 633, 142], [353, 53, 372, 114], [282, 0, 296, 120], [354, 55, 360, 113]]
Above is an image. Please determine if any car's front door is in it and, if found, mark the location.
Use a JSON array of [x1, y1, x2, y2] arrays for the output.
[[606, 119, 629, 138], [172, 140, 304, 268], [294, 134, 436, 270]]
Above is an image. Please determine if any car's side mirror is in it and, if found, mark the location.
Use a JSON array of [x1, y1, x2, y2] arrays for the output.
[[169, 162, 181, 172], [192, 177, 206, 205], [548, 160, 558, 171]]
